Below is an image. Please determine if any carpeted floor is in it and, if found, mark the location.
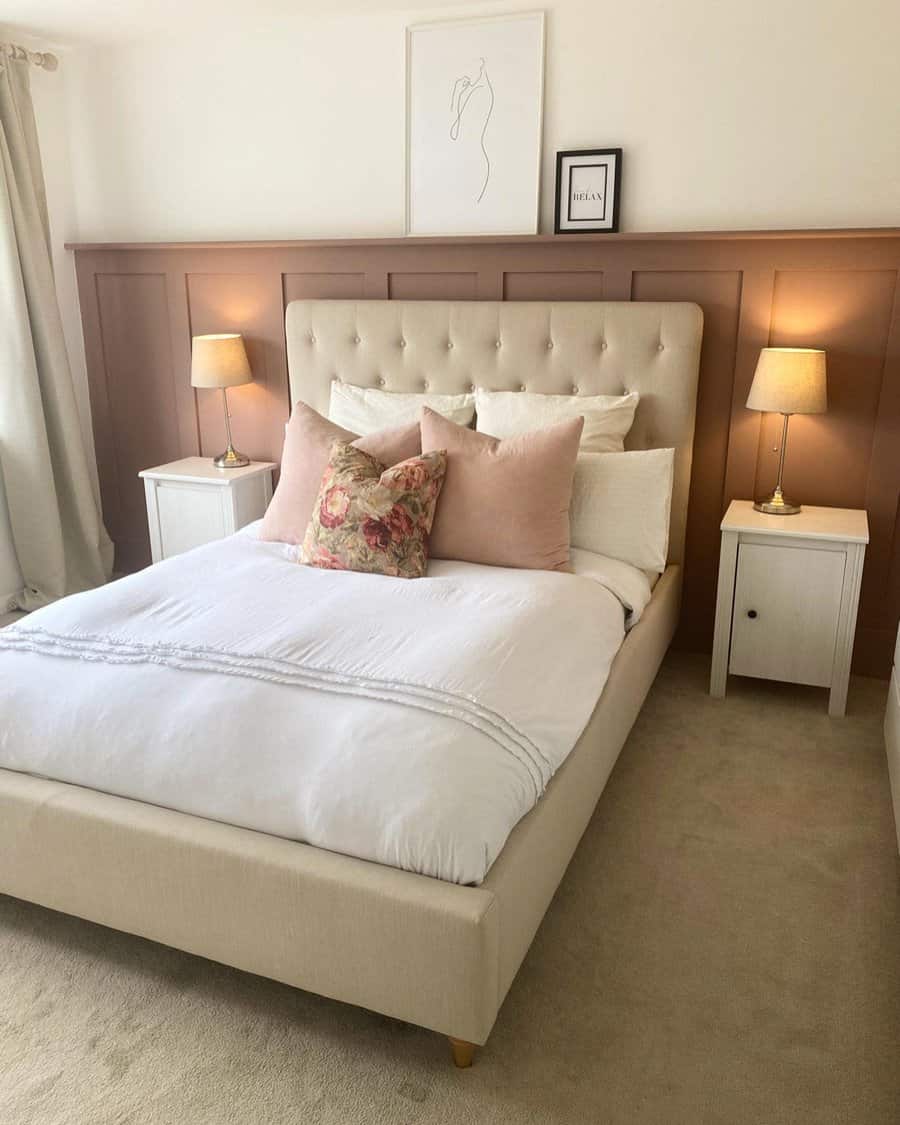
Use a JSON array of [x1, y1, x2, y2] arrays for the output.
[[2, 652, 898, 1125]]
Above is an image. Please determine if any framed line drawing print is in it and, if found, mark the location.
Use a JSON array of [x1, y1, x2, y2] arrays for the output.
[[406, 12, 545, 237], [555, 148, 622, 234]]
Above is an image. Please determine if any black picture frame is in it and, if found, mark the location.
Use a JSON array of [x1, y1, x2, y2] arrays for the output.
[[554, 148, 622, 234]]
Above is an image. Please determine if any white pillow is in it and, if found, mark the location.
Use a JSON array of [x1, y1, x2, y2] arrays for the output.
[[475, 389, 639, 452], [570, 448, 675, 572], [329, 382, 475, 434]]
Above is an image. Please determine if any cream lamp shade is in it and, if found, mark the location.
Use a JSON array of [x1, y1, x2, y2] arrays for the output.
[[190, 333, 252, 389], [745, 346, 827, 515], [190, 333, 252, 468], [746, 347, 827, 415]]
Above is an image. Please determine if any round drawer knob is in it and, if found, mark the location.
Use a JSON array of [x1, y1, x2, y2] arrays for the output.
[[747, 609, 758, 619]]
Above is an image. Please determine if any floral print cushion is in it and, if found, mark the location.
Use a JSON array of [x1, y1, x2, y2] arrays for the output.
[[300, 441, 448, 579]]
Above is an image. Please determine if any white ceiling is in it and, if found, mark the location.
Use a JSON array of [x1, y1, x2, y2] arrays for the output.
[[0, 0, 473, 47]]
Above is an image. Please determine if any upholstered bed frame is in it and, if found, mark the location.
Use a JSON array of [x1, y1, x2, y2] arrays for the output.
[[0, 300, 702, 1067]]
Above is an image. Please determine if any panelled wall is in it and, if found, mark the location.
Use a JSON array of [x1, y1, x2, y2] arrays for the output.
[[71, 230, 900, 677]]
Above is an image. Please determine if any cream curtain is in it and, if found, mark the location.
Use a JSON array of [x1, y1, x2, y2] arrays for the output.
[[0, 50, 112, 610]]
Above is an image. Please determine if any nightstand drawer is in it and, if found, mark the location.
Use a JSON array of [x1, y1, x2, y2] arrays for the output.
[[157, 483, 228, 558], [729, 542, 845, 687], [140, 457, 276, 564]]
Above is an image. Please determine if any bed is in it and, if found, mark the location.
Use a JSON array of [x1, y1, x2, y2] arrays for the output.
[[0, 299, 702, 1066]]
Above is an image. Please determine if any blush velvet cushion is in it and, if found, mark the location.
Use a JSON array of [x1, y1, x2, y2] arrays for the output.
[[420, 407, 584, 572], [259, 403, 421, 545], [300, 442, 447, 579]]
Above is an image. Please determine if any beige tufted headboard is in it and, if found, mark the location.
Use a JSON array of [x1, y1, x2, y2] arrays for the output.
[[285, 300, 703, 565]]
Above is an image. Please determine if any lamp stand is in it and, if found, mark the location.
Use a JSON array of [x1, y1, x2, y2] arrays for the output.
[[754, 412, 801, 515], [213, 387, 250, 469]]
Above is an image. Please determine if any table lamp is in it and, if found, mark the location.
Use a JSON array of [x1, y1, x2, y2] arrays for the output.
[[191, 333, 252, 468], [746, 347, 827, 515]]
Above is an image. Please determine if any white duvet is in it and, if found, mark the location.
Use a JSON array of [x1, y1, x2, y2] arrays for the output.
[[0, 528, 651, 884]]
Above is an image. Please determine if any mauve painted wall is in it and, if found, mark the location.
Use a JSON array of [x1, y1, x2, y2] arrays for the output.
[[71, 229, 900, 679]]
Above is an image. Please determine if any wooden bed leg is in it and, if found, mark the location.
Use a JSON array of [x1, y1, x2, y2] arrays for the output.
[[448, 1037, 476, 1068]]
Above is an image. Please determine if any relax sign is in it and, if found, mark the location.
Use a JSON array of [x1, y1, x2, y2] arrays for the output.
[[555, 149, 622, 233]]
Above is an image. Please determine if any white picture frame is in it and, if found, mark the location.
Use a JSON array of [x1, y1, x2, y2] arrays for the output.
[[405, 12, 546, 237]]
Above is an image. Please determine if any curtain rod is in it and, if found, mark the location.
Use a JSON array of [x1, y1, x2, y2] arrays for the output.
[[2, 43, 58, 71]]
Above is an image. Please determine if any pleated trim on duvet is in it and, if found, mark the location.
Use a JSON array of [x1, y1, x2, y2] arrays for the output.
[[0, 626, 551, 799]]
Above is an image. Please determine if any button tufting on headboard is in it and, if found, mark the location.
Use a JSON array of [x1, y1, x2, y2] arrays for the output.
[[284, 300, 703, 564]]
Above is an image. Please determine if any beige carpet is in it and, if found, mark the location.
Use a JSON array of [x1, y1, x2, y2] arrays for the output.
[[2, 653, 898, 1125]]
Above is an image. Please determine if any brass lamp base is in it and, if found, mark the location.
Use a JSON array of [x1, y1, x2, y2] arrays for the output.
[[212, 386, 249, 468], [213, 446, 250, 469], [753, 487, 801, 516]]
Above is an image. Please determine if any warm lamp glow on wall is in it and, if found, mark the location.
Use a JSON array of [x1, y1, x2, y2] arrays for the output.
[[191, 333, 252, 468], [746, 347, 827, 515]]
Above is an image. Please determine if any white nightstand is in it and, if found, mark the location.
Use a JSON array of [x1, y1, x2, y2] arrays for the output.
[[139, 457, 276, 564], [710, 501, 869, 716]]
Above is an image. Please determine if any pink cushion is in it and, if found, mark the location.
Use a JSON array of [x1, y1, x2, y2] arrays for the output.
[[420, 407, 584, 572], [260, 402, 421, 544]]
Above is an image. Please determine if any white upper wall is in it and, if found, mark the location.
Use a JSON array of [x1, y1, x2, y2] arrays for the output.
[[47, 0, 900, 242]]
